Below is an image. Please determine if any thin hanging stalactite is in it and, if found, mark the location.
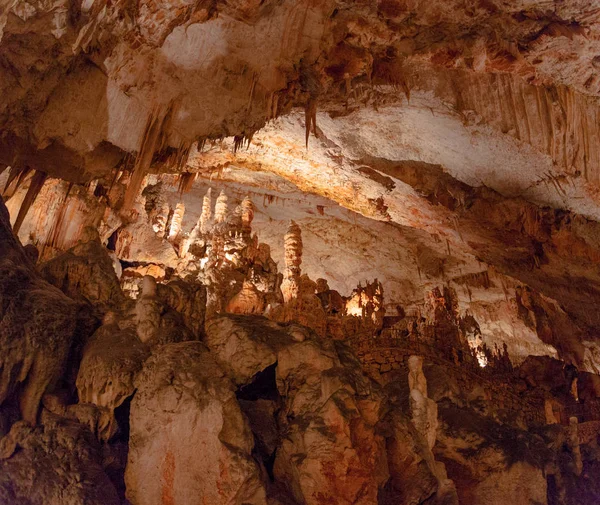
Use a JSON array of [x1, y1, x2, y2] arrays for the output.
[[123, 104, 174, 212], [3, 166, 33, 199], [13, 170, 47, 234], [44, 182, 73, 253], [305, 99, 317, 148], [177, 172, 197, 196]]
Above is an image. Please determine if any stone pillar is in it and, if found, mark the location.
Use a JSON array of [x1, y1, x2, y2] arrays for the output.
[[153, 201, 170, 237], [408, 355, 438, 450], [168, 202, 185, 240], [281, 220, 302, 303], [214, 190, 228, 224], [135, 276, 161, 344], [200, 188, 213, 233], [568, 416, 583, 476], [240, 196, 254, 229]]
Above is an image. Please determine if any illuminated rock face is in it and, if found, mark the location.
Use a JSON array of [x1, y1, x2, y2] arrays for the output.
[[5, 1, 600, 503], [125, 342, 266, 505], [1, 186, 600, 504]]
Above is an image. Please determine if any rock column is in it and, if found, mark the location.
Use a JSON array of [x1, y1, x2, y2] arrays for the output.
[[281, 220, 302, 303]]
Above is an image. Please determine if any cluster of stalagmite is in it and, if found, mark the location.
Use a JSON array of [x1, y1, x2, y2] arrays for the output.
[[1, 187, 600, 505]]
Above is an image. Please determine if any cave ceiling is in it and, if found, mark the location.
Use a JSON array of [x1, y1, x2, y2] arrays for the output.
[[3, 0, 600, 366]]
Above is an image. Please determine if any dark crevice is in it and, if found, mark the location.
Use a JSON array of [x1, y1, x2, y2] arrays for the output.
[[236, 364, 281, 484], [236, 363, 279, 402]]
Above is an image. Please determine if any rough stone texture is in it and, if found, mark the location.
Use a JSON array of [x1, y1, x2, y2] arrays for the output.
[[40, 234, 126, 311], [125, 341, 266, 505], [0, 197, 80, 424], [205, 314, 388, 505], [5, 1, 600, 503], [0, 416, 120, 505], [76, 314, 150, 441]]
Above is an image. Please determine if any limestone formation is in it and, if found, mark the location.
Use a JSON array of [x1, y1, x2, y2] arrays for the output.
[[4, 1, 600, 503], [167, 202, 185, 241], [199, 188, 213, 233], [205, 315, 388, 505], [214, 190, 229, 224], [0, 417, 120, 505], [152, 201, 170, 237], [134, 275, 162, 345], [280, 220, 302, 303], [226, 280, 265, 315], [40, 232, 126, 311], [408, 355, 439, 451], [76, 312, 150, 441], [240, 195, 254, 229], [0, 198, 79, 425], [125, 341, 266, 505]]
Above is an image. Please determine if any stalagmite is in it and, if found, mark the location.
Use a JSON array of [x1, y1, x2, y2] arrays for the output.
[[407, 355, 438, 450], [281, 220, 302, 303], [225, 280, 265, 315], [200, 188, 213, 233], [135, 275, 162, 344], [168, 202, 185, 240], [152, 201, 170, 236], [214, 190, 228, 224], [240, 196, 254, 229]]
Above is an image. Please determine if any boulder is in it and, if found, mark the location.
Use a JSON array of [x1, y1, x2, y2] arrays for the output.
[[204, 314, 388, 505], [125, 341, 266, 505]]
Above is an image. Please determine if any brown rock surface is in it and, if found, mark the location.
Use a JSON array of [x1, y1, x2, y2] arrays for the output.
[[0, 416, 120, 505], [5, 1, 600, 503], [125, 341, 266, 505], [0, 198, 80, 424]]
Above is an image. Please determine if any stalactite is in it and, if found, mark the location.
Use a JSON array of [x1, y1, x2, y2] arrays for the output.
[[167, 142, 193, 172], [233, 135, 244, 153], [45, 183, 73, 253], [305, 99, 317, 148], [168, 203, 185, 240], [233, 131, 255, 153], [177, 172, 197, 196], [123, 105, 172, 211], [214, 190, 228, 223], [200, 188, 213, 233], [13, 171, 48, 234], [2, 166, 32, 199]]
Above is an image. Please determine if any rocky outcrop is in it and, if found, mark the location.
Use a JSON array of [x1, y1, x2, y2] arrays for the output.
[[0, 416, 120, 505], [0, 198, 80, 424], [40, 231, 126, 311], [205, 314, 389, 505], [76, 312, 150, 441], [125, 341, 266, 505]]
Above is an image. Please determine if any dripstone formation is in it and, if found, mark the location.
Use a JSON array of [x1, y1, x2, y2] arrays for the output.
[[3, 1, 600, 504]]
